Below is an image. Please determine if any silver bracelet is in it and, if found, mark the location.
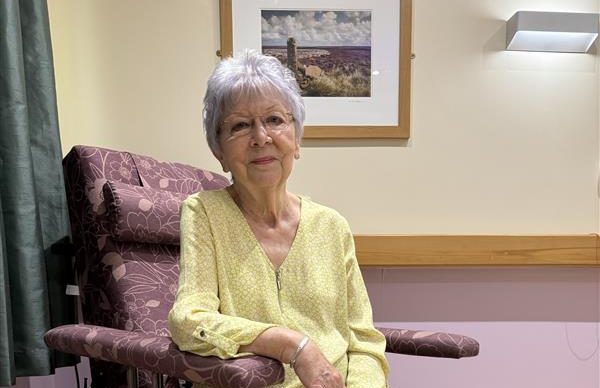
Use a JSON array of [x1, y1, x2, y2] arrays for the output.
[[289, 335, 309, 370]]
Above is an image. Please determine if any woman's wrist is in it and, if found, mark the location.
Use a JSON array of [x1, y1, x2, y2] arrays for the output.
[[277, 328, 306, 364], [238, 327, 297, 360], [289, 335, 309, 369]]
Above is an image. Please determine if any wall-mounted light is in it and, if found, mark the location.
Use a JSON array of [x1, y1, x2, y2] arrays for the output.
[[506, 11, 599, 53]]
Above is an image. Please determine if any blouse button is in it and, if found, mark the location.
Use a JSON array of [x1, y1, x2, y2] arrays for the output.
[[199, 330, 206, 337]]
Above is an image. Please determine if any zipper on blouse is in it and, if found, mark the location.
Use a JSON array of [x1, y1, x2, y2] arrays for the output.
[[275, 269, 284, 313], [275, 269, 282, 291]]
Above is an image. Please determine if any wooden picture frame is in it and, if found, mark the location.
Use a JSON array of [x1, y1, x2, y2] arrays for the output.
[[219, 0, 412, 139]]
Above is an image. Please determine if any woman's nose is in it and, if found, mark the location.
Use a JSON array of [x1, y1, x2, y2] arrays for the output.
[[250, 120, 271, 146]]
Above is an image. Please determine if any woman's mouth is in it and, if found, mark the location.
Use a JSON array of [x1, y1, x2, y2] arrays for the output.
[[251, 157, 276, 165]]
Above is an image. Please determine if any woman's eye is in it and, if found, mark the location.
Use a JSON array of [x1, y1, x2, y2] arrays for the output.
[[266, 116, 284, 126], [231, 122, 250, 132]]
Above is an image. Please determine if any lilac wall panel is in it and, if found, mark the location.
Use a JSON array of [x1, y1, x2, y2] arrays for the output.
[[364, 268, 600, 388]]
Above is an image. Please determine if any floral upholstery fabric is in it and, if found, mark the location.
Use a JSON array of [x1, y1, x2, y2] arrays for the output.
[[131, 153, 226, 194], [61, 145, 230, 387], [103, 180, 189, 245], [380, 328, 479, 358], [45, 324, 284, 388]]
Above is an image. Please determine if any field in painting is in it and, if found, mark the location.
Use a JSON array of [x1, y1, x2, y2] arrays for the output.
[[263, 46, 371, 97]]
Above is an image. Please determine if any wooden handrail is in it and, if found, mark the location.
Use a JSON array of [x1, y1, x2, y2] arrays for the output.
[[354, 234, 599, 266]]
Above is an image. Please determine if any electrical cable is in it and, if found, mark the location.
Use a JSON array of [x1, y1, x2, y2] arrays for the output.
[[564, 240, 600, 361]]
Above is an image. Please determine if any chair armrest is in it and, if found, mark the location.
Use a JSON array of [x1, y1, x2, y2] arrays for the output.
[[44, 324, 284, 388], [377, 327, 480, 359]]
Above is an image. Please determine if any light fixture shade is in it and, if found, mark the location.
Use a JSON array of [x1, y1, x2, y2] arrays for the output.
[[506, 11, 599, 53]]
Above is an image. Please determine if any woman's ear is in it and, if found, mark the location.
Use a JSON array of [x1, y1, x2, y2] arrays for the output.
[[220, 160, 230, 173], [212, 149, 230, 173], [294, 141, 300, 160]]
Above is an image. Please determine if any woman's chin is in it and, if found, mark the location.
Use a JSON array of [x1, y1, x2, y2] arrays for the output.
[[244, 174, 286, 190]]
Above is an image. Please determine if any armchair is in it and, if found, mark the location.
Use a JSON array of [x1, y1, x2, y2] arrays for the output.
[[44, 145, 479, 388]]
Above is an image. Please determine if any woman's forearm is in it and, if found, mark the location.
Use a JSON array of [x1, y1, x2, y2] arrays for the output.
[[239, 326, 304, 363]]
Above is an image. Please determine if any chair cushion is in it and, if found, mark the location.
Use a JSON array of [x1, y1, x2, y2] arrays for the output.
[[103, 181, 188, 245], [131, 153, 229, 194]]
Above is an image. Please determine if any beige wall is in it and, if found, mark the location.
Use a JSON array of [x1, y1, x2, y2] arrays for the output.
[[48, 0, 599, 235]]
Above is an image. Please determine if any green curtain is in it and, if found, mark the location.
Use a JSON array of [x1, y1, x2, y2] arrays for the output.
[[0, 0, 78, 385]]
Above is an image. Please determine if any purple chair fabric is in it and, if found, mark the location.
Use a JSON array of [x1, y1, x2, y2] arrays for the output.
[[45, 145, 479, 388], [103, 180, 189, 245], [54, 145, 252, 388], [380, 328, 480, 359], [44, 325, 283, 387]]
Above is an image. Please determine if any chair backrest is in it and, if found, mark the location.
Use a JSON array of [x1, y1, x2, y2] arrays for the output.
[[63, 145, 228, 386]]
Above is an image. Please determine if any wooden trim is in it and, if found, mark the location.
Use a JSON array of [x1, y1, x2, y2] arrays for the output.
[[354, 235, 600, 266], [398, 0, 412, 138], [218, 0, 233, 58], [302, 125, 407, 139]]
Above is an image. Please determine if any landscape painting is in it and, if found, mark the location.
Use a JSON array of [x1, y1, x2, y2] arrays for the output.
[[261, 10, 372, 97]]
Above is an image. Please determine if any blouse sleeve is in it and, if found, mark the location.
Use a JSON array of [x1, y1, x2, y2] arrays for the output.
[[342, 222, 389, 387], [168, 196, 277, 359]]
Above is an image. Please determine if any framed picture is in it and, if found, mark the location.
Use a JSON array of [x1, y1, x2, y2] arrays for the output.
[[219, 0, 412, 139]]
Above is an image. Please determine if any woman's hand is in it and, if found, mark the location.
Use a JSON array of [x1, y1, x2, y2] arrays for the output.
[[239, 327, 345, 388], [292, 341, 346, 388]]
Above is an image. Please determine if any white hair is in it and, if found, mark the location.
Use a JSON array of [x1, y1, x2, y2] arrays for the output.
[[203, 50, 305, 155]]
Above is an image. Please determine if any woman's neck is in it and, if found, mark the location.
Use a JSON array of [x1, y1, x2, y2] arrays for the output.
[[227, 184, 295, 227]]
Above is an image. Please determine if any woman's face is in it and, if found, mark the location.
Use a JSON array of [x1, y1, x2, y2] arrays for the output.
[[216, 90, 300, 191]]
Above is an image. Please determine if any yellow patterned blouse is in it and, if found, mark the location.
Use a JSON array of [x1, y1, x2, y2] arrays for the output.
[[168, 189, 389, 387]]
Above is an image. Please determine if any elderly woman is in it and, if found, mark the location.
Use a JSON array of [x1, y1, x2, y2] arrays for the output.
[[168, 51, 388, 388]]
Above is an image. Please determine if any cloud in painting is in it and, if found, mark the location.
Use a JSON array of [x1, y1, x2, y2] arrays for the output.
[[261, 10, 371, 47]]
